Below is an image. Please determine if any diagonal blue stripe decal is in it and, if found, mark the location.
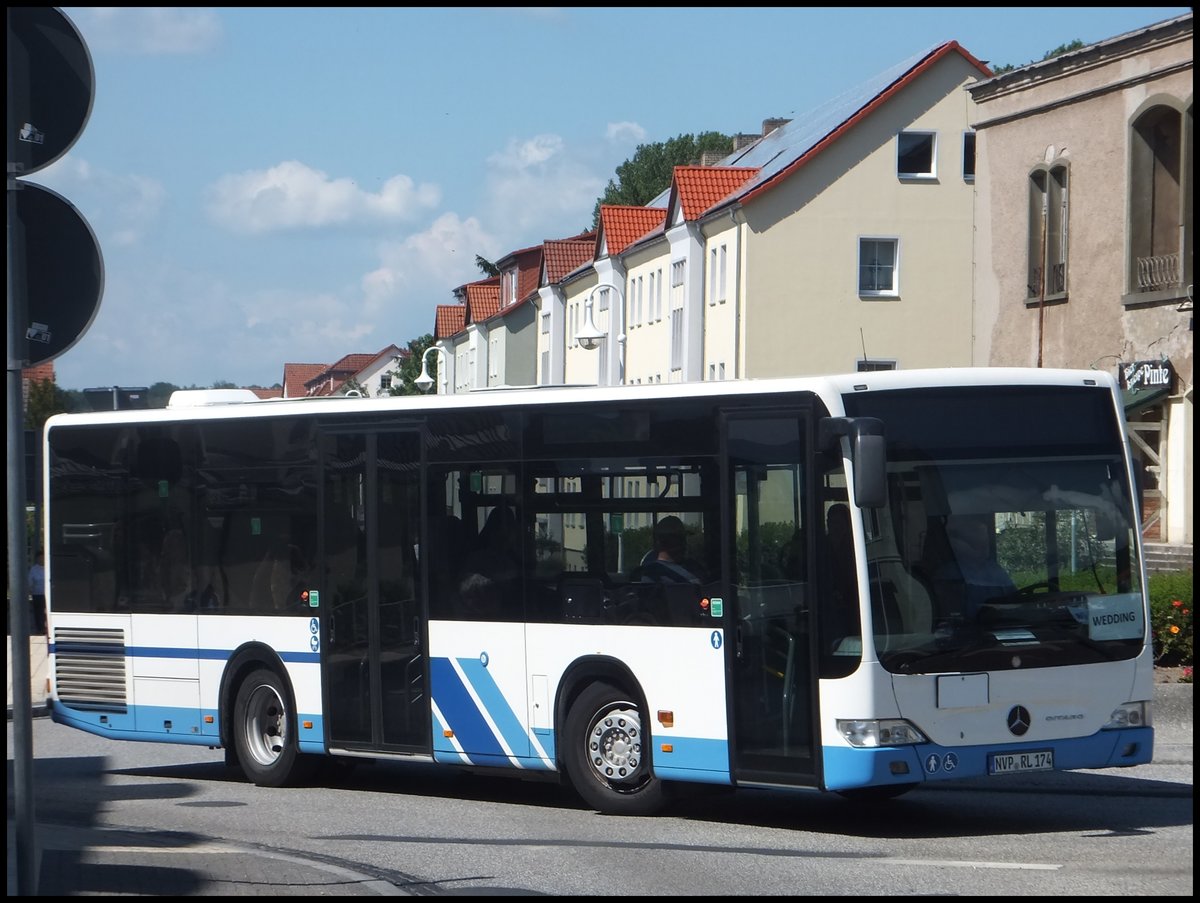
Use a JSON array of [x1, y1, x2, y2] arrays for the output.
[[429, 657, 505, 759], [456, 657, 530, 759]]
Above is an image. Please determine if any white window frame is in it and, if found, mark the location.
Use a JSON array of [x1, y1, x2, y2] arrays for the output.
[[858, 237, 900, 298], [718, 245, 727, 303], [897, 130, 937, 180], [709, 248, 718, 305]]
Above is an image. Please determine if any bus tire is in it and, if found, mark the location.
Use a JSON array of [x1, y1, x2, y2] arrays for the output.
[[233, 668, 307, 787], [564, 681, 666, 816]]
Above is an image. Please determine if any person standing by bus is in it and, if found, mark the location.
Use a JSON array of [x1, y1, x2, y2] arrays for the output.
[[28, 551, 47, 636]]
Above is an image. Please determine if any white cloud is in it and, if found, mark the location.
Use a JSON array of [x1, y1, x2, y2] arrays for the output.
[[206, 161, 441, 234], [483, 134, 604, 237], [71, 8, 223, 55], [362, 212, 501, 313], [606, 121, 647, 144]]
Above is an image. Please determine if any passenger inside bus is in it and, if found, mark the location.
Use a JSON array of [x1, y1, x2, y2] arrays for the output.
[[937, 514, 1017, 618], [637, 516, 701, 585], [459, 504, 522, 619]]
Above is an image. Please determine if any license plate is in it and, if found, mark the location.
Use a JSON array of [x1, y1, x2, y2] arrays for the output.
[[989, 749, 1054, 774]]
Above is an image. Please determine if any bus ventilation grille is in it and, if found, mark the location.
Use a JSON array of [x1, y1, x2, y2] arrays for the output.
[[53, 626, 128, 713]]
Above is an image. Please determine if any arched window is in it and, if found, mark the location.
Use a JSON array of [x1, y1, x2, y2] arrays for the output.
[[1026, 161, 1069, 301], [1128, 102, 1192, 295]]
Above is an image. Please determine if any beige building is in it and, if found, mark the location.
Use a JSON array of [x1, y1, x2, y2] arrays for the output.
[[969, 12, 1193, 552]]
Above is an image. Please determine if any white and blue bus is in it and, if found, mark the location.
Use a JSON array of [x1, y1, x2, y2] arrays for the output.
[[44, 368, 1154, 814]]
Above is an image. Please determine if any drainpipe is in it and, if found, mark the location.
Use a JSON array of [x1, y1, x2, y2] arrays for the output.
[[731, 207, 744, 379]]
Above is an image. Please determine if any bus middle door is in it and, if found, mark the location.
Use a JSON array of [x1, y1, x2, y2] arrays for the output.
[[322, 429, 426, 753]]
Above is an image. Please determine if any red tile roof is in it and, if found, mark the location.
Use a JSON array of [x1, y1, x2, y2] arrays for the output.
[[246, 386, 283, 399], [435, 304, 466, 338], [282, 363, 326, 399], [464, 282, 501, 324], [598, 205, 667, 257], [543, 237, 595, 283], [671, 166, 759, 220], [301, 345, 402, 396]]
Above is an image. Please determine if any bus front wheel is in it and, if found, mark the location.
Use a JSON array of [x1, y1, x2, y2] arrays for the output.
[[233, 668, 305, 787], [564, 681, 666, 816]]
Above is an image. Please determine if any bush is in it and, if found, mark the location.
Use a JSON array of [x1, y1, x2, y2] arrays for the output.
[[1148, 570, 1193, 667]]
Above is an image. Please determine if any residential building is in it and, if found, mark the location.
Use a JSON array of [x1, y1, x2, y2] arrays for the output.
[[560, 42, 991, 386], [968, 12, 1193, 553], [282, 345, 405, 398], [535, 233, 595, 385]]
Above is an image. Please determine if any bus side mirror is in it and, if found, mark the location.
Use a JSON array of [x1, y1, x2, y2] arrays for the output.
[[820, 416, 887, 509]]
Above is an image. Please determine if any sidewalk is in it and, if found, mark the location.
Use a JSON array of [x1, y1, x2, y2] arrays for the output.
[[6, 636, 405, 895]]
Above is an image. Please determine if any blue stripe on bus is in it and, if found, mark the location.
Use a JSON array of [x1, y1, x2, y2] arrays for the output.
[[49, 643, 319, 664], [820, 727, 1154, 790], [455, 657, 531, 759], [650, 736, 732, 783], [429, 657, 506, 761], [52, 700, 326, 752]]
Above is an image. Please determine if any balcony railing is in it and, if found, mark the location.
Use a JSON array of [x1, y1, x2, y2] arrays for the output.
[[1026, 262, 1066, 299], [1136, 253, 1180, 291]]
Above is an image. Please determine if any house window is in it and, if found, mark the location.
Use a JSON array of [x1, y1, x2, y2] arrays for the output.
[[897, 130, 936, 179], [858, 238, 899, 296], [856, 359, 896, 372], [541, 310, 550, 334], [1128, 103, 1191, 295], [963, 131, 976, 181], [671, 260, 685, 287], [709, 248, 718, 305], [718, 245, 727, 303], [1027, 162, 1069, 301], [502, 269, 518, 307], [655, 268, 664, 320], [380, 373, 392, 390], [669, 309, 683, 371]]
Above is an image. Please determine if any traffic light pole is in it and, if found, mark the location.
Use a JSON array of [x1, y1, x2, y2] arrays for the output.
[[7, 164, 38, 897]]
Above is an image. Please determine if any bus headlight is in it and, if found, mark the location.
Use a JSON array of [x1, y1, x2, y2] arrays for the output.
[[837, 719, 927, 747], [1103, 702, 1150, 730]]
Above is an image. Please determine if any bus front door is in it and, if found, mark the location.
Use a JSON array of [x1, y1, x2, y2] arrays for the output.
[[724, 412, 817, 786], [322, 429, 427, 752]]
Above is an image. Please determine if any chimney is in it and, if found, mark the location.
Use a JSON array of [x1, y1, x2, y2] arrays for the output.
[[731, 133, 760, 152], [762, 117, 791, 135], [699, 150, 726, 166]]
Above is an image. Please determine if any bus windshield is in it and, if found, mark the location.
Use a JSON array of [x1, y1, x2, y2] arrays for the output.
[[841, 384, 1145, 674]]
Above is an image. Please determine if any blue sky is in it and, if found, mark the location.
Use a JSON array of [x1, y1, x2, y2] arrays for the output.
[[31, 6, 1190, 390]]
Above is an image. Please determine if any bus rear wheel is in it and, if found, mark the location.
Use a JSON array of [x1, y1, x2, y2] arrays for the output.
[[564, 681, 666, 816], [233, 668, 306, 787]]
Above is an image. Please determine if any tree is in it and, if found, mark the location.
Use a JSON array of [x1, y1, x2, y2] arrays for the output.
[[24, 378, 70, 430], [148, 381, 180, 408], [990, 39, 1085, 76], [475, 255, 500, 277], [591, 131, 733, 229], [387, 333, 437, 395]]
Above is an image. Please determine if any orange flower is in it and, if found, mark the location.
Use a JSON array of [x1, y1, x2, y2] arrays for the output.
[[1168, 625, 1180, 634]]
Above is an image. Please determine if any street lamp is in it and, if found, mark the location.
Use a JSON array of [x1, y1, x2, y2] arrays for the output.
[[574, 282, 628, 385], [574, 288, 606, 351], [414, 345, 446, 393]]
